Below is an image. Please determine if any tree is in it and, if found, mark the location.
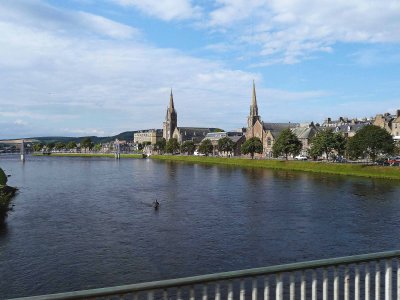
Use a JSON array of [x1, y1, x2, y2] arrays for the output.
[[347, 125, 394, 162], [218, 137, 234, 156], [180, 140, 196, 155], [154, 138, 166, 153], [66, 141, 77, 150], [81, 137, 93, 152], [33, 143, 43, 152], [165, 138, 179, 154], [94, 143, 102, 152], [0, 168, 7, 186], [272, 129, 302, 160], [198, 139, 213, 156], [54, 142, 65, 151], [47, 142, 55, 151], [241, 137, 263, 159], [309, 129, 346, 160]]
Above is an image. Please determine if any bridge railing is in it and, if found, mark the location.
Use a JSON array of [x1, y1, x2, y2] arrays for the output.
[[10, 250, 400, 300]]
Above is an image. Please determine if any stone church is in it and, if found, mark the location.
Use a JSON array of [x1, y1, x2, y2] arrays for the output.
[[162, 90, 215, 144], [245, 82, 317, 157]]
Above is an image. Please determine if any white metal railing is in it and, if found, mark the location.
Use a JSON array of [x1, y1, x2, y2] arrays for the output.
[[9, 250, 400, 300]]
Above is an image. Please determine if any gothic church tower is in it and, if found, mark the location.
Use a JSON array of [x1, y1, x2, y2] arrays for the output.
[[162, 90, 177, 141], [247, 80, 260, 128]]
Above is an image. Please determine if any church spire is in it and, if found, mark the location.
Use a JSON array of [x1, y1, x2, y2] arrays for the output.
[[247, 80, 260, 128], [251, 80, 258, 116], [163, 89, 178, 141], [169, 89, 175, 111]]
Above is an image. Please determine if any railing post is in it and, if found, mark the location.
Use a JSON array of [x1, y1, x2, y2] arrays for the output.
[[289, 273, 295, 300], [252, 277, 257, 300], [239, 280, 245, 300], [215, 283, 221, 300], [366, 263, 370, 300], [228, 282, 233, 300], [312, 270, 317, 300], [376, 261, 381, 300], [355, 263, 360, 300], [189, 286, 194, 300], [397, 258, 400, 300], [275, 273, 283, 300], [276, 273, 283, 300], [385, 259, 392, 300], [345, 266, 350, 300], [334, 266, 339, 300], [301, 270, 306, 300], [264, 276, 270, 300], [202, 284, 207, 300], [147, 290, 154, 300], [163, 289, 168, 300], [323, 268, 328, 300]]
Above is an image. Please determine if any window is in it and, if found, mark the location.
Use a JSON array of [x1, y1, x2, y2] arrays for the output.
[[266, 137, 272, 146]]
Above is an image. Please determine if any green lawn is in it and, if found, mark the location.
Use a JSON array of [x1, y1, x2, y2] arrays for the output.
[[31, 153, 400, 180], [150, 155, 400, 180]]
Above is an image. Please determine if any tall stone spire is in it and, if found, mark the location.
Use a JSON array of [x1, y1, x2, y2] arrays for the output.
[[169, 89, 175, 111], [163, 89, 178, 141], [248, 80, 260, 128]]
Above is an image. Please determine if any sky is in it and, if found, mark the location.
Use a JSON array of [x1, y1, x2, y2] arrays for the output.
[[1, 0, 400, 139]]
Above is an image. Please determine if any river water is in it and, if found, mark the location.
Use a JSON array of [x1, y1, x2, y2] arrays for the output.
[[0, 155, 400, 298]]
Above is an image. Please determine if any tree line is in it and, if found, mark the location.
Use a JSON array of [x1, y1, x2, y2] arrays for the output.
[[241, 125, 397, 161], [32, 125, 398, 161]]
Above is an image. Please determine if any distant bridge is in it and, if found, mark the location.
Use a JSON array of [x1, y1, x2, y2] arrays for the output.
[[0, 139, 38, 144]]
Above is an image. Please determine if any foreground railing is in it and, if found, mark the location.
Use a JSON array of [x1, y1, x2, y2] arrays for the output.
[[10, 250, 400, 300]]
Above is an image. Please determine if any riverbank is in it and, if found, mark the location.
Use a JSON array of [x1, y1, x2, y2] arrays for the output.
[[31, 153, 400, 180], [33, 153, 144, 159], [0, 168, 17, 222], [151, 155, 400, 180]]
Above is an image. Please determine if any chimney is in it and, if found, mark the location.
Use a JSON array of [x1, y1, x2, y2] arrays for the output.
[[397, 109, 400, 117]]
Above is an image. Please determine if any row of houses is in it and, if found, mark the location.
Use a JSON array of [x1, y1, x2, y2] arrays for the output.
[[131, 83, 399, 157]]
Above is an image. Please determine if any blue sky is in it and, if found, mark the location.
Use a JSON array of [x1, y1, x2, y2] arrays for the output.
[[1, 0, 400, 138]]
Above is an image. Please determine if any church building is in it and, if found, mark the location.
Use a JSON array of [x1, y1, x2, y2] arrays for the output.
[[245, 81, 317, 157], [162, 90, 216, 144], [162, 90, 177, 141]]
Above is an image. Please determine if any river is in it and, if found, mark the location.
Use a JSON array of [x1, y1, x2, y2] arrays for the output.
[[0, 155, 400, 298]]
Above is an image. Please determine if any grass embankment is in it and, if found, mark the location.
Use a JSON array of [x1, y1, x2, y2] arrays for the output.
[[33, 153, 143, 159], [151, 155, 400, 180]]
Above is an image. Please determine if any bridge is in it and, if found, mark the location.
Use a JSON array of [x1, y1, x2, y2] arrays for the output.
[[0, 139, 37, 144], [0, 139, 37, 161], [9, 250, 400, 300]]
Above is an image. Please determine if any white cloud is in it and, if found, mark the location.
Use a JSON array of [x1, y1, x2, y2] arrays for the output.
[[0, 0, 336, 138], [111, 0, 201, 21], [62, 128, 106, 136], [206, 0, 400, 63]]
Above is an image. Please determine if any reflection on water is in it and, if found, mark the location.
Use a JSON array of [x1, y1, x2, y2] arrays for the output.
[[0, 155, 400, 298]]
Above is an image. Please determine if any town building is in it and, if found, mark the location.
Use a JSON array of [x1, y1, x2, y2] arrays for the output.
[[245, 81, 316, 157], [134, 129, 163, 145], [172, 127, 215, 144], [373, 110, 400, 141], [321, 116, 372, 127], [201, 131, 245, 157], [162, 90, 219, 144]]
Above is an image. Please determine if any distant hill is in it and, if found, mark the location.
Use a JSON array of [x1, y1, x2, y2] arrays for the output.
[[30, 131, 136, 144]]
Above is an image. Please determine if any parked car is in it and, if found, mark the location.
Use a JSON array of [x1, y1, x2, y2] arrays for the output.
[[193, 150, 205, 156], [388, 156, 400, 166], [294, 155, 308, 160], [335, 157, 347, 163]]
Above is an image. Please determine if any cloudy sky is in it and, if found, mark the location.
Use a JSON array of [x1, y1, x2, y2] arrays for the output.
[[1, 0, 400, 138]]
